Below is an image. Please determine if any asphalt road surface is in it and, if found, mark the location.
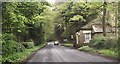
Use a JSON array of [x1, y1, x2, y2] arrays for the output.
[[28, 42, 117, 63]]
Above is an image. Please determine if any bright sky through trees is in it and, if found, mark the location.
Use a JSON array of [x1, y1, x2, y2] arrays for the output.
[[46, 0, 55, 4]]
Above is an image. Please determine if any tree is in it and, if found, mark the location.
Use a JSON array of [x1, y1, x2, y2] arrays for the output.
[[54, 2, 103, 44], [2, 2, 54, 45], [100, 2, 118, 37], [118, 1, 120, 59], [102, 1, 107, 37]]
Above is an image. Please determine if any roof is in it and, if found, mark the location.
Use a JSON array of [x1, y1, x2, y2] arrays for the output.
[[92, 24, 113, 33], [77, 16, 114, 33], [80, 18, 102, 29]]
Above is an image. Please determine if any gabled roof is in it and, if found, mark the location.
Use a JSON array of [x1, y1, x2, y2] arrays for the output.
[[92, 24, 113, 33], [77, 17, 114, 33], [80, 18, 102, 29]]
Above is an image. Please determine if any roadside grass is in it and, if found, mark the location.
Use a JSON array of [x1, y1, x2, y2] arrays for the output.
[[0, 55, 1, 64], [2, 43, 46, 62], [78, 46, 118, 58], [98, 49, 118, 58], [63, 43, 73, 47], [79, 36, 119, 58]]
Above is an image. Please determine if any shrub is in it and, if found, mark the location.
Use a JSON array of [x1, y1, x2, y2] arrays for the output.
[[22, 42, 34, 49], [63, 43, 73, 47], [0, 34, 2, 53], [78, 46, 93, 51], [14, 42, 25, 52], [117, 36, 120, 59], [104, 37, 118, 49], [98, 50, 118, 58], [90, 36, 106, 49], [2, 43, 46, 62], [2, 33, 16, 41], [90, 36, 118, 49], [2, 34, 25, 56]]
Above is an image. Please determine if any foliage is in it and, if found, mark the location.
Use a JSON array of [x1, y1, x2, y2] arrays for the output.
[[54, 2, 103, 40], [98, 50, 118, 58], [118, 1, 120, 59], [2, 33, 16, 41], [0, 34, 2, 63], [0, 55, 1, 63], [2, 2, 54, 45], [54, 2, 119, 47], [78, 46, 93, 51], [90, 36, 106, 49], [69, 15, 85, 22], [63, 43, 73, 47], [90, 36, 118, 50], [2, 34, 25, 56], [2, 2, 54, 62], [118, 45, 120, 59], [22, 42, 34, 49], [2, 43, 46, 62], [78, 46, 118, 58]]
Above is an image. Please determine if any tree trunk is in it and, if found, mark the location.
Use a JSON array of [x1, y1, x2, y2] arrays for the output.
[[115, 12, 118, 36], [102, 1, 107, 37]]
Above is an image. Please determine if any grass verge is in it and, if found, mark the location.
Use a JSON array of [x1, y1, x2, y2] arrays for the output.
[[63, 43, 73, 47], [0, 55, 1, 64], [78, 46, 118, 59], [98, 49, 118, 58], [2, 43, 46, 62]]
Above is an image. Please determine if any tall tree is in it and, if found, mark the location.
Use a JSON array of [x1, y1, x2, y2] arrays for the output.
[[102, 1, 107, 37], [54, 2, 102, 40], [2, 2, 54, 45]]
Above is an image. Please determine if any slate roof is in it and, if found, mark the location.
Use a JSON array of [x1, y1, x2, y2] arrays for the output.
[[79, 17, 115, 33], [92, 24, 113, 33]]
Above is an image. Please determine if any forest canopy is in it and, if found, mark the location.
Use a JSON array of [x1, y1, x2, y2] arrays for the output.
[[2, 2, 54, 45]]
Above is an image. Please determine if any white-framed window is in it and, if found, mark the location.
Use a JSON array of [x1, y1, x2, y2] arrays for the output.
[[83, 30, 91, 43], [84, 33, 91, 43]]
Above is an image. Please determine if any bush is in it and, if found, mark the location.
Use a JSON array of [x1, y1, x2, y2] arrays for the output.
[[78, 46, 93, 51], [2, 34, 25, 56], [2, 33, 16, 41], [2, 43, 46, 62], [104, 37, 118, 49], [98, 50, 118, 58], [117, 36, 120, 59], [22, 42, 34, 49], [90, 36, 118, 49], [90, 36, 106, 49], [63, 43, 73, 47], [0, 34, 2, 53]]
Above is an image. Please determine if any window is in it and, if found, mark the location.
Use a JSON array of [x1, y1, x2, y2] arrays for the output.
[[84, 33, 91, 43]]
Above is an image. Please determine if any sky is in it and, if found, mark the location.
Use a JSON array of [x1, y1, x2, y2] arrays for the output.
[[46, 0, 56, 4]]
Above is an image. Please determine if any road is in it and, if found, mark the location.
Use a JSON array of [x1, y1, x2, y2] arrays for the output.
[[28, 42, 117, 63]]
